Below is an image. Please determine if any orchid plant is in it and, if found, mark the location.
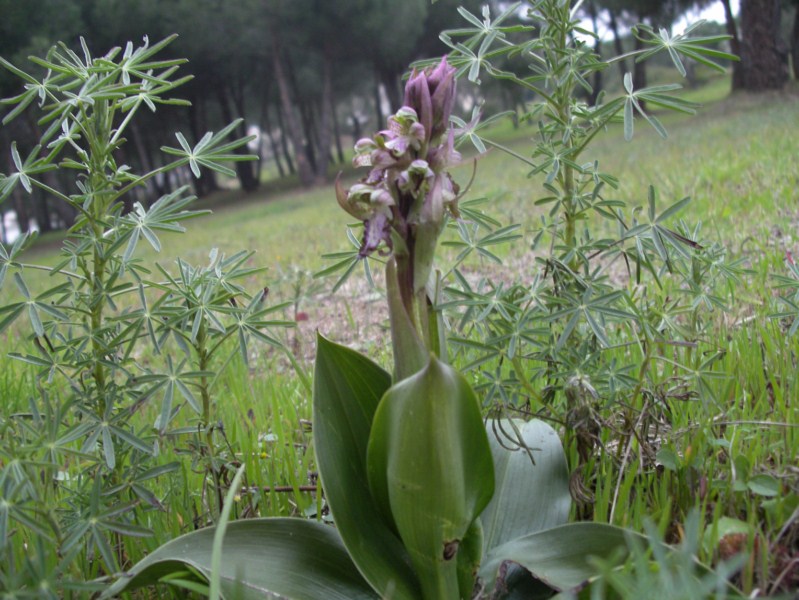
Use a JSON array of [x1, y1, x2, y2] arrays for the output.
[[105, 53, 734, 600], [336, 57, 462, 378]]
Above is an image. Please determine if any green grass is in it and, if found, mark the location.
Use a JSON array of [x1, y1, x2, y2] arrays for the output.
[[2, 80, 798, 596]]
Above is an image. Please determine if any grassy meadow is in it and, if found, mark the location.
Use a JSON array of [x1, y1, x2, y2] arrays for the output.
[[2, 76, 798, 596]]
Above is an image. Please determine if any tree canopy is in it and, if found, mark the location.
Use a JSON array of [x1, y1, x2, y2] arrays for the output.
[[0, 0, 792, 240]]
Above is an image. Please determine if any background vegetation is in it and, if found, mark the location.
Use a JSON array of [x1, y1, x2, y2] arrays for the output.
[[0, 0, 797, 598], [1, 0, 797, 240]]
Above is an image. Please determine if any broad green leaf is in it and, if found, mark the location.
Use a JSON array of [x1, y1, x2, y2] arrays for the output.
[[210, 465, 247, 600], [480, 522, 638, 593], [747, 474, 779, 497], [481, 419, 571, 555], [367, 355, 494, 599], [101, 519, 378, 600], [313, 334, 421, 600]]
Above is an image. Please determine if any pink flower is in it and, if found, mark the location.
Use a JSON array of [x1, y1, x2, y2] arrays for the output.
[[337, 56, 460, 267]]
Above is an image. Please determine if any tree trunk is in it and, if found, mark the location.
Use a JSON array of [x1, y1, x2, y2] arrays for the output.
[[501, 88, 519, 129], [232, 79, 263, 190], [633, 29, 648, 108], [276, 102, 296, 175], [262, 102, 286, 178], [217, 87, 259, 193], [380, 68, 402, 112], [373, 73, 384, 131], [130, 121, 158, 206], [12, 191, 30, 235], [286, 50, 318, 172], [791, 1, 799, 80], [607, 9, 628, 82], [271, 32, 314, 187], [299, 100, 318, 172], [46, 170, 77, 227], [331, 93, 345, 165], [587, 0, 603, 104], [739, 0, 787, 90], [0, 208, 6, 244], [31, 193, 53, 233], [313, 52, 335, 184], [157, 158, 172, 197], [721, 0, 745, 89], [351, 103, 363, 142]]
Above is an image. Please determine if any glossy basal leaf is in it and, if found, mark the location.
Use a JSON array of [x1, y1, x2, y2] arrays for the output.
[[479, 522, 637, 593], [367, 354, 494, 599], [312, 334, 421, 599], [102, 518, 378, 600], [481, 419, 571, 555]]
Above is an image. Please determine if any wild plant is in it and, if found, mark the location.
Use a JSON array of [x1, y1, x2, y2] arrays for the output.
[[106, 44, 737, 600], [416, 1, 745, 509], [0, 35, 289, 591]]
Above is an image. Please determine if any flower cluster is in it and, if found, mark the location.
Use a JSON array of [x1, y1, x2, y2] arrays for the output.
[[336, 57, 462, 286]]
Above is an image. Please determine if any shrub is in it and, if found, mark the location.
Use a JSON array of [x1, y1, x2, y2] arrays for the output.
[[0, 35, 289, 593]]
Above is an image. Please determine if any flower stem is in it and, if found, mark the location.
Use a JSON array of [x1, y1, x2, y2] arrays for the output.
[[195, 320, 223, 518], [387, 258, 428, 381]]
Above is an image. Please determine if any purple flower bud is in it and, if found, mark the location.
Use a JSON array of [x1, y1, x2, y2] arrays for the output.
[[403, 72, 433, 145], [427, 56, 452, 90], [427, 57, 457, 141], [403, 57, 457, 146], [338, 57, 460, 272]]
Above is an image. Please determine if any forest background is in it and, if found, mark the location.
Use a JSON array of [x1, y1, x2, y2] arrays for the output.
[[1, 0, 796, 242]]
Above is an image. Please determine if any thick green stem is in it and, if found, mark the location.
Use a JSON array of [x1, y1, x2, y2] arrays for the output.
[[388, 250, 452, 380], [90, 248, 107, 413], [426, 272, 448, 363], [554, 8, 578, 270], [411, 287, 431, 350], [89, 242, 108, 409], [87, 101, 114, 415], [196, 322, 212, 430], [195, 320, 223, 518], [414, 559, 460, 600], [563, 181, 576, 246], [387, 258, 428, 381]]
